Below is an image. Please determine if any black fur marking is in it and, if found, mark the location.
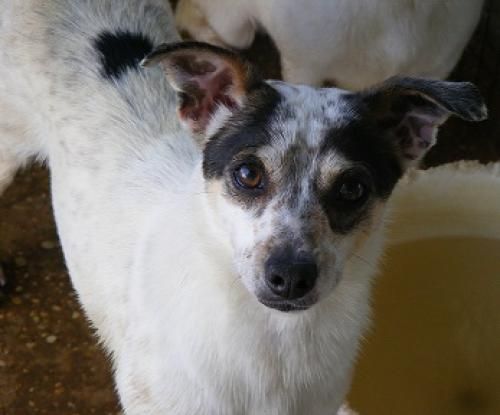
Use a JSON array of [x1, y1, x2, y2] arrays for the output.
[[318, 166, 375, 234], [322, 120, 403, 199], [203, 84, 281, 179], [364, 77, 487, 122], [95, 31, 154, 79]]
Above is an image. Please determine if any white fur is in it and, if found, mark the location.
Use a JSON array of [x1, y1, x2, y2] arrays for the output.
[[0, 1, 404, 414], [176, 0, 484, 90]]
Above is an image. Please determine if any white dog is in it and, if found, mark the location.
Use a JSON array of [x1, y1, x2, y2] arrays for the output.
[[0, 1, 487, 414], [176, 0, 485, 90]]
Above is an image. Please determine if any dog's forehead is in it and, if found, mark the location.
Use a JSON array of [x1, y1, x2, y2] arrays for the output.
[[268, 81, 354, 135], [203, 81, 356, 180], [255, 83, 402, 200], [260, 82, 354, 165], [206, 81, 401, 199]]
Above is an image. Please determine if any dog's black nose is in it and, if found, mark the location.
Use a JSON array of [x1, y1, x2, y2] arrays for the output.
[[264, 254, 318, 300]]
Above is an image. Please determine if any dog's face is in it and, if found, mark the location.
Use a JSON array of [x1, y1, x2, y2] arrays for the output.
[[143, 42, 486, 312], [201, 84, 398, 311]]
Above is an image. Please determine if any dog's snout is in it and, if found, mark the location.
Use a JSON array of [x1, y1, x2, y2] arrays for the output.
[[265, 254, 318, 300]]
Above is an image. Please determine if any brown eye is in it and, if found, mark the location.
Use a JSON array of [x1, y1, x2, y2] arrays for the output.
[[338, 181, 366, 202], [233, 163, 263, 190]]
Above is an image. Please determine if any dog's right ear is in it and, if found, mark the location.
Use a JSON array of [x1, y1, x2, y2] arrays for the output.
[[142, 41, 260, 139]]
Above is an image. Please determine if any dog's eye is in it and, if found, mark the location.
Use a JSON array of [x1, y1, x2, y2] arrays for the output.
[[233, 163, 263, 190], [337, 180, 366, 202]]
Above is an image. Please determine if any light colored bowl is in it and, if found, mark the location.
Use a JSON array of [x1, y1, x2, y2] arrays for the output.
[[349, 162, 500, 415]]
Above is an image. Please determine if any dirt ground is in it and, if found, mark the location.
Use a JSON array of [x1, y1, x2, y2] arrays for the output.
[[1, 1, 499, 414]]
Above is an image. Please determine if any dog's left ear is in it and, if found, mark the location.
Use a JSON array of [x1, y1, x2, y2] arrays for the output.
[[359, 77, 488, 168], [142, 41, 260, 138]]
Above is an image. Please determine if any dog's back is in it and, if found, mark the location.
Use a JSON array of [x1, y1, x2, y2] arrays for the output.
[[0, 0, 178, 147], [0, 0, 198, 352]]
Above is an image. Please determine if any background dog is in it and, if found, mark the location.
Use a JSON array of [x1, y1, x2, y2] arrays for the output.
[[0, 0, 487, 413], [176, 0, 485, 90]]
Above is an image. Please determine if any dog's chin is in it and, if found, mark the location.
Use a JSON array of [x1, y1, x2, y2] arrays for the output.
[[257, 298, 316, 313]]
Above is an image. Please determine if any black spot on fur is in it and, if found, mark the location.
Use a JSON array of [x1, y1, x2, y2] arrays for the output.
[[203, 83, 281, 179], [95, 31, 153, 79]]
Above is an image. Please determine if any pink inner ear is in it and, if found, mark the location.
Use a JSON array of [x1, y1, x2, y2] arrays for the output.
[[177, 61, 238, 134], [396, 113, 440, 161]]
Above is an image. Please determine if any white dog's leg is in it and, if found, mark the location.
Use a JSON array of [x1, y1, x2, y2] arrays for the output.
[[0, 158, 17, 196], [0, 95, 47, 195], [0, 107, 31, 289], [175, 0, 226, 46], [0, 124, 23, 196], [0, 117, 40, 195], [175, 0, 255, 49]]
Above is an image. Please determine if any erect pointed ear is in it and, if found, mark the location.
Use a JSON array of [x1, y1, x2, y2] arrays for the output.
[[359, 77, 488, 168], [141, 41, 261, 138]]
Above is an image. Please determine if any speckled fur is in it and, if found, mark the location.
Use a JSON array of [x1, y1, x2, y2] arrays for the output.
[[0, 1, 486, 414]]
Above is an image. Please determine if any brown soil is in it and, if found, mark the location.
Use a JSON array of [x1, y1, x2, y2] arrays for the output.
[[0, 166, 120, 414]]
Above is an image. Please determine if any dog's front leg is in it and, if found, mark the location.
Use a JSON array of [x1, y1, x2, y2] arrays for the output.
[[0, 92, 48, 291], [0, 147, 19, 196], [0, 109, 36, 292]]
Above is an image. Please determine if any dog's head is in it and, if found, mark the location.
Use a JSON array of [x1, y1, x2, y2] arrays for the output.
[[143, 42, 487, 312]]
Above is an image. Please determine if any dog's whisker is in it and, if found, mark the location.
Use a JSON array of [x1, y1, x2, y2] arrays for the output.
[[348, 253, 376, 270]]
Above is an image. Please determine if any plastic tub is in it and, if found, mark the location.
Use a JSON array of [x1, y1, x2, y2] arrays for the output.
[[349, 162, 500, 415]]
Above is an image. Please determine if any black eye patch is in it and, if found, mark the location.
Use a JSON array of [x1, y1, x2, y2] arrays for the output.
[[319, 167, 375, 234], [202, 84, 280, 180], [321, 121, 403, 198]]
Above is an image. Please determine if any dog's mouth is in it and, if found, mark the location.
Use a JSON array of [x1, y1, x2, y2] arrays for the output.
[[258, 299, 315, 313]]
